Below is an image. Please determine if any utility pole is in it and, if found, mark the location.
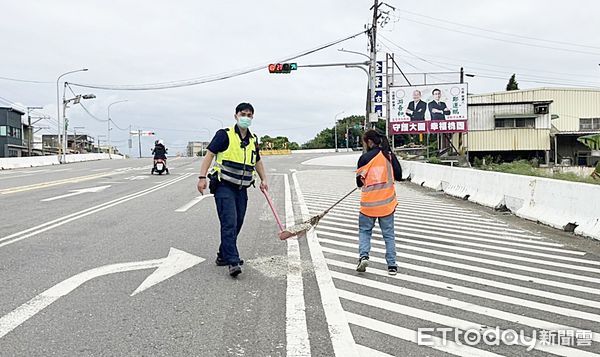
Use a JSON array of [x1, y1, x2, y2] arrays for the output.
[[366, 0, 380, 130], [26, 106, 43, 156]]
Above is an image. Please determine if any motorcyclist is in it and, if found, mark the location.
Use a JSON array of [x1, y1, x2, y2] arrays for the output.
[[151, 139, 169, 174], [152, 139, 167, 160]]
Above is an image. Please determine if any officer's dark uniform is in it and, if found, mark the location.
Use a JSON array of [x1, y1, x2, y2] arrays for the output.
[[207, 125, 260, 266]]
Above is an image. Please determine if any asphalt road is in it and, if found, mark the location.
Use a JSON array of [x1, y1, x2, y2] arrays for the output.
[[1, 154, 600, 356]]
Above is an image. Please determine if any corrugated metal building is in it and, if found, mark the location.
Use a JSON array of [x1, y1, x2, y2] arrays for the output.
[[460, 88, 600, 165]]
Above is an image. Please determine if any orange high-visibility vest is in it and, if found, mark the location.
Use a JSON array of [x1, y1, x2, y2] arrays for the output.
[[356, 151, 397, 217]]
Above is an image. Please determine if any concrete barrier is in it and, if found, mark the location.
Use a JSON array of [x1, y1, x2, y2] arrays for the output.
[[0, 153, 124, 170], [399, 160, 600, 241], [291, 148, 353, 154]]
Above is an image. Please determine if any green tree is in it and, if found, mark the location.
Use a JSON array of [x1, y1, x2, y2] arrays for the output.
[[303, 115, 368, 149], [506, 74, 519, 91], [259, 135, 298, 150]]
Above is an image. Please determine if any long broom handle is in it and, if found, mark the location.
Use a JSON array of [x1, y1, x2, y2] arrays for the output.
[[322, 187, 359, 215], [261, 187, 285, 231]]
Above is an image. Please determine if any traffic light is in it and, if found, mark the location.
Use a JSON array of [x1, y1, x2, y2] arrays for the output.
[[268, 63, 298, 74]]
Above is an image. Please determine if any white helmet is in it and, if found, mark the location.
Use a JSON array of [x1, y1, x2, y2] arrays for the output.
[[158, 139, 164, 145]]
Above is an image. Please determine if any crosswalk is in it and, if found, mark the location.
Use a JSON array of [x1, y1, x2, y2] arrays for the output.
[[295, 170, 600, 356]]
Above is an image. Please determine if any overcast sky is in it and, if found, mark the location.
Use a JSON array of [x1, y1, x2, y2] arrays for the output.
[[1, 0, 599, 154]]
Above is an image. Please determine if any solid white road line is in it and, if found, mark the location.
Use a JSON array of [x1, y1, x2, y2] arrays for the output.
[[317, 229, 600, 282], [174, 194, 214, 212], [322, 246, 600, 323], [292, 172, 359, 357], [331, 267, 600, 345], [346, 312, 504, 357], [0, 173, 193, 248], [284, 174, 311, 357]]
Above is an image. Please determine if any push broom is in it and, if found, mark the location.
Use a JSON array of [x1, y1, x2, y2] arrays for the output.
[[261, 186, 359, 240]]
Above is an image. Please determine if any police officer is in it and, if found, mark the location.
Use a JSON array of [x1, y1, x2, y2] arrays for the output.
[[197, 103, 268, 277]]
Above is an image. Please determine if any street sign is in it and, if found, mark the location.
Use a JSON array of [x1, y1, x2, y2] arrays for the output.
[[374, 105, 384, 118], [375, 76, 383, 89], [375, 61, 383, 74]]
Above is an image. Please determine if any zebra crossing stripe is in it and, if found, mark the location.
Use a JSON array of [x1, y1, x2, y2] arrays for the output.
[[329, 265, 600, 344], [346, 312, 505, 357], [309, 206, 554, 245], [319, 233, 600, 294], [303, 195, 496, 222], [339, 289, 596, 356], [321, 245, 600, 323], [315, 216, 574, 253], [312, 217, 596, 266], [316, 227, 599, 280], [323, 237, 600, 307], [312, 207, 541, 241], [356, 345, 394, 357]]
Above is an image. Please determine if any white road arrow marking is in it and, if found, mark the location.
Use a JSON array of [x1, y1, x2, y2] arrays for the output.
[[40, 185, 112, 202], [175, 194, 214, 212], [0, 248, 204, 339]]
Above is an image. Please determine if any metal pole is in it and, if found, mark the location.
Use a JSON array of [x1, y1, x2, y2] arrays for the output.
[[334, 111, 344, 152], [107, 100, 128, 159], [62, 82, 68, 162], [56, 69, 87, 162], [138, 129, 142, 159], [346, 124, 349, 149]]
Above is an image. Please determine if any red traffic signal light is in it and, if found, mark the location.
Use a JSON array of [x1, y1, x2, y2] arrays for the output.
[[268, 63, 298, 74]]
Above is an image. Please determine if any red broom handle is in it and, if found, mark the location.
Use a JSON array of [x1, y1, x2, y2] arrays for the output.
[[261, 187, 285, 232]]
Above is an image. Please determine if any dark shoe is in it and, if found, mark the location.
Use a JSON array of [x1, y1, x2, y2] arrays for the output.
[[215, 256, 244, 266], [356, 256, 369, 272], [229, 265, 242, 277], [388, 266, 398, 276]]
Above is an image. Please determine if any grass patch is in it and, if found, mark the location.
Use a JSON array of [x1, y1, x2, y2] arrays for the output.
[[477, 160, 600, 185]]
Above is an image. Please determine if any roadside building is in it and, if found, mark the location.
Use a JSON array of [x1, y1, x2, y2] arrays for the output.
[[462, 88, 600, 166], [187, 141, 209, 157], [0, 107, 26, 157]]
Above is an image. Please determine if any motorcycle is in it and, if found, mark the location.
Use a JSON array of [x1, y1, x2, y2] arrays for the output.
[[151, 158, 169, 175]]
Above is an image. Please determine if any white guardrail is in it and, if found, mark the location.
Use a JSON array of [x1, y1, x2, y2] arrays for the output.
[[0, 153, 124, 170], [400, 161, 600, 241]]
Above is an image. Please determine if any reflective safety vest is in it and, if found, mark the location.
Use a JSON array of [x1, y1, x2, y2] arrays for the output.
[[213, 126, 258, 187], [356, 150, 397, 217]]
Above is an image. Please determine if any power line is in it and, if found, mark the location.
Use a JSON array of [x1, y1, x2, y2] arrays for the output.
[[69, 30, 367, 91], [393, 9, 600, 51], [65, 84, 108, 123], [0, 76, 53, 84], [394, 16, 600, 56]]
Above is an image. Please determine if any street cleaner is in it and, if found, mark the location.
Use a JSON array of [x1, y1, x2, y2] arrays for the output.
[[197, 103, 269, 278], [355, 129, 402, 275]]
